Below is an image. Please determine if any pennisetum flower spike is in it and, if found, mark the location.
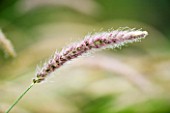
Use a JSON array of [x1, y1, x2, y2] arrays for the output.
[[6, 28, 148, 113], [33, 28, 148, 83]]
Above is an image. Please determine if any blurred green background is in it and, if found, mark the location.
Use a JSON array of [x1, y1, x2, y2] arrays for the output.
[[0, 0, 170, 113]]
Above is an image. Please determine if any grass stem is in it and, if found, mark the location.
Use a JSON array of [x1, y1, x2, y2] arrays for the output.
[[5, 83, 35, 113]]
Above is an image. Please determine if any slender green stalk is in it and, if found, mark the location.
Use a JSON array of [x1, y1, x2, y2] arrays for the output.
[[5, 83, 35, 113]]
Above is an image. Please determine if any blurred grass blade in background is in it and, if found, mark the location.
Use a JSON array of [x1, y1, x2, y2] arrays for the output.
[[0, 29, 16, 57]]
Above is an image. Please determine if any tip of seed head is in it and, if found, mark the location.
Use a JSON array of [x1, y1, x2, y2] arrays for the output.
[[131, 30, 148, 39], [143, 31, 148, 36], [133, 30, 147, 36]]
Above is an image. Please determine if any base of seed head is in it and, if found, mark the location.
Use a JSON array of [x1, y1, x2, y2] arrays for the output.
[[33, 78, 43, 83]]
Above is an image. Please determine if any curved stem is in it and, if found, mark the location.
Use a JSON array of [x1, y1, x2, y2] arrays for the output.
[[5, 83, 35, 113]]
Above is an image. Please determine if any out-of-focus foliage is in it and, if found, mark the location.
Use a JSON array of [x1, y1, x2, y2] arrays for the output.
[[0, 0, 170, 113]]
